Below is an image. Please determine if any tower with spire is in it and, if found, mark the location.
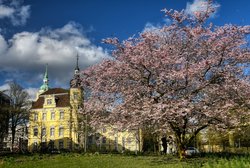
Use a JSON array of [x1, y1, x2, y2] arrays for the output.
[[38, 64, 49, 96], [29, 55, 141, 153], [30, 61, 81, 152], [70, 54, 81, 88], [74, 54, 80, 75]]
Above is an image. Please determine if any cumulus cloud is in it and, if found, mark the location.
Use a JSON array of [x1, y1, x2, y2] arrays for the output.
[[0, 22, 109, 93], [143, 22, 161, 33], [142, 18, 172, 33], [0, 0, 30, 26], [0, 83, 38, 100], [142, 15, 172, 33], [0, 5, 14, 18], [185, 0, 220, 17], [0, 83, 9, 91], [25, 87, 39, 100]]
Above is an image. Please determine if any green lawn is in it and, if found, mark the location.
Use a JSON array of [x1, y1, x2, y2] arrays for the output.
[[1, 153, 250, 168]]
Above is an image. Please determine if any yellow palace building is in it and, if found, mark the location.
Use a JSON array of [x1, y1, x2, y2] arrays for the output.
[[28, 59, 82, 152], [28, 58, 141, 153]]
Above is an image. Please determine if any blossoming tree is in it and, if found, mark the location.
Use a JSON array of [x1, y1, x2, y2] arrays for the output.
[[82, 0, 250, 159]]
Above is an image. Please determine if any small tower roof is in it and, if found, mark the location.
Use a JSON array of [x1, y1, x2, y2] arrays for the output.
[[70, 55, 81, 88]]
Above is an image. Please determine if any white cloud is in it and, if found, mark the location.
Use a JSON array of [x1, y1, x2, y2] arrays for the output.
[[0, 83, 38, 100], [0, 22, 108, 90], [11, 5, 30, 26], [0, 0, 30, 26], [163, 18, 171, 25], [0, 83, 9, 91], [0, 34, 7, 53], [142, 18, 171, 33], [25, 87, 38, 100], [185, 0, 220, 17], [143, 22, 161, 33], [0, 5, 14, 18]]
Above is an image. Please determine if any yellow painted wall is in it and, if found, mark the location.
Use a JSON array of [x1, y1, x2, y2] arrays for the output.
[[28, 89, 81, 152], [88, 127, 142, 152], [29, 88, 141, 153]]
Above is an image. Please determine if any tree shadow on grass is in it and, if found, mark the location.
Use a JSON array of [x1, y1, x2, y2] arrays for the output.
[[150, 153, 250, 168], [149, 155, 209, 168]]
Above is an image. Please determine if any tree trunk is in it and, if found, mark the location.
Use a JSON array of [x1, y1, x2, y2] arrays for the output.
[[175, 134, 186, 160], [84, 118, 87, 153], [11, 127, 16, 152], [138, 129, 141, 152], [176, 141, 186, 160]]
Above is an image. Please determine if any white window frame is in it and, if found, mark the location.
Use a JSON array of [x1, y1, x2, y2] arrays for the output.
[[59, 110, 64, 120], [42, 127, 46, 136], [59, 127, 64, 137], [34, 113, 38, 121], [47, 99, 52, 105], [51, 111, 55, 120], [50, 127, 55, 137], [42, 112, 46, 121], [33, 127, 38, 136], [73, 92, 78, 100]]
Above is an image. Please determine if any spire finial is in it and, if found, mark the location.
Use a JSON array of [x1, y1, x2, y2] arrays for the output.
[[76, 54, 79, 70], [39, 64, 49, 93], [74, 54, 80, 74], [44, 63, 48, 79]]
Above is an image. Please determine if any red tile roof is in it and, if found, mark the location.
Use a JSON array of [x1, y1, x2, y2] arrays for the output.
[[40, 88, 69, 95], [31, 88, 71, 109]]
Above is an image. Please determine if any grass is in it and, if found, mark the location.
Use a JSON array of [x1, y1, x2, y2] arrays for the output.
[[0, 153, 250, 168]]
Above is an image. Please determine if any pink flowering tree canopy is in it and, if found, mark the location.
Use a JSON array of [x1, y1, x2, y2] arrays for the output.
[[81, 1, 250, 158]]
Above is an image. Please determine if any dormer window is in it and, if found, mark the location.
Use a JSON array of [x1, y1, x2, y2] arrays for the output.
[[47, 99, 52, 105]]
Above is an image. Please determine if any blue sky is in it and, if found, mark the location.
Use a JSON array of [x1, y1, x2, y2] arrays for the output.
[[0, 0, 249, 99]]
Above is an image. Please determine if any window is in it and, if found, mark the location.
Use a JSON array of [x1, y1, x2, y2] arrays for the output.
[[59, 127, 64, 137], [42, 127, 46, 136], [34, 113, 38, 121], [51, 111, 55, 120], [47, 99, 52, 105], [59, 110, 64, 120], [50, 127, 55, 136], [49, 140, 54, 150], [42, 113, 46, 121], [127, 137, 132, 144], [115, 137, 118, 151], [73, 92, 79, 100], [88, 136, 93, 144], [33, 141, 38, 151], [33, 128, 38, 136], [122, 137, 125, 150], [59, 141, 64, 149], [102, 136, 106, 144]]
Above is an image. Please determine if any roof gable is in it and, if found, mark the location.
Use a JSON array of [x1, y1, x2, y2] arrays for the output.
[[31, 88, 70, 109], [40, 88, 69, 95]]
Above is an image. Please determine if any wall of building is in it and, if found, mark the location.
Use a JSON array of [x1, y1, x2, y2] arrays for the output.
[[28, 105, 79, 152]]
